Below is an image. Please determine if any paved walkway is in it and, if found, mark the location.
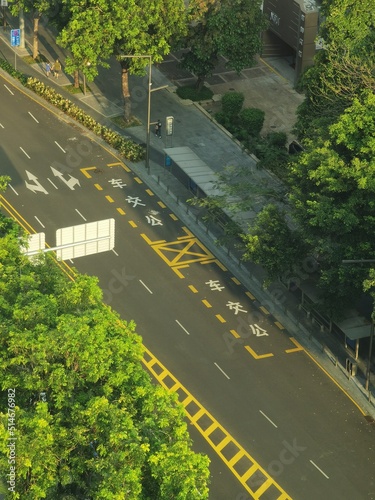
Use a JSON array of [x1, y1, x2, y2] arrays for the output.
[[0, 16, 374, 418]]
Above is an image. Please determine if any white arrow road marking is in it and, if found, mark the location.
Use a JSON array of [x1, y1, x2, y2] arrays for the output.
[[54, 141, 66, 153], [28, 112, 39, 123], [25, 171, 48, 194], [20, 147, 30, 159], [50, 167, 81, 190]]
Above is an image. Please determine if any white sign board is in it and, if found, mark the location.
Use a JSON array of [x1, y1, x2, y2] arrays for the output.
[[56, 218, 115, 260]]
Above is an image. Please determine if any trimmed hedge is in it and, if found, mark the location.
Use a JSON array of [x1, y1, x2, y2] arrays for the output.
[[239, 108, 265, 137], [176, 85, 213, 101], [0, 59, 145, 162], [221, 92, 244, 116]]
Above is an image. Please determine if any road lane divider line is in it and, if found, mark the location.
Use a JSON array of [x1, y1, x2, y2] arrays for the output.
[[47, 178, 59, 189], [75, 209, 87, 221], [214, 362, 230, 380], [309, 460, 329, 479], [230, 329, 241, 338], [117, 208, 126, 215], [134, 177, 142, 184], [274, 321, 285, 330], [259, 306, 270, 315], [9, 185, 18, 195], [94, 183, 103, 191], [145, 188, 154, 196], [169, 213, 178, 221], [139, 279, 153, 294], [20, 146, 30, 159], [231, 277, 241, 285], [105, 195, 114, 203], [175, 319, 190, 336], [129, 220, 137, 228], [34, 216, 45, 228], [54, 141, 66, 153], [246, 291, 256, 300], [259, 410, 278, 428], [188, 285, 198, 293], [216, 314, 226, 323], [28, 111, 39, 123], [4, 84, 14, 95], [202, 299, 212, 308], [157, 201, 166, 208], [142, 346, 292, 499]]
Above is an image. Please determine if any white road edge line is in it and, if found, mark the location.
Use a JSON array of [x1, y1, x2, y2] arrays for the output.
[[4, 84, 14, 95], [34, 216, 45, 228], [20, 147, 30, 159], [310, 460, 329, 479], [139, 280, 153, 294], [55, 141, 66, 153], [214, 362, 230, 380], [259, 410, 278, 428], [28, 112, 39, 123], [9, 185, 18, 195], [75, 209, 87, 221], [175, 319, 190, 335], [47, 178, 59, 189]]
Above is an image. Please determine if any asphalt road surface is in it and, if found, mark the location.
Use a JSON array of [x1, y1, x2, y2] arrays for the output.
[[0, 73, 374, 500]]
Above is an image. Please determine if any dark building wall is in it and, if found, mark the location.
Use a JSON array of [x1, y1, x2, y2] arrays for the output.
[[262, 0, 320, 82]]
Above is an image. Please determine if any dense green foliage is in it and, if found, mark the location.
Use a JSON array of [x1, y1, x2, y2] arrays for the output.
[[221, 92, 244, 117], [181, 0, 268, 89], [176, 85, 213, 101], [0, 214, 210, 499]]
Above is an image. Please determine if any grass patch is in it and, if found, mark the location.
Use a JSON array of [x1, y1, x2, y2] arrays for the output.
[[64, 83, 92, 95], [176, 85, 213, 102], [111, 115, 142, 129], [23, 53, 48, 65]]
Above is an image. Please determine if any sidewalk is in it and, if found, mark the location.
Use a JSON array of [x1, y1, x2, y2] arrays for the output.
[[0, 17, 374, 418]]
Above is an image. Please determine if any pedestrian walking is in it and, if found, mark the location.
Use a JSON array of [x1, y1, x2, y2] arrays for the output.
[[45, 62, 51, 77], [53, 59, 61, 79], [156, 119, 162, 138]]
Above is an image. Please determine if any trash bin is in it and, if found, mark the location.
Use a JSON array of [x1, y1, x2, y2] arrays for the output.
[[165, 154, 171, 168]]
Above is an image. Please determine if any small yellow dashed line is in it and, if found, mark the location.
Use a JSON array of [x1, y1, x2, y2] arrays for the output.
[[158, 201, 166, 208], [105, 195, 114, 203], [216, 314, 226, 323], [275, 321, 285, 330], [94, 183, 103, 190], [189, 285, 198, 293], [129, 220, 137, 228], [230, 329, 240, 338], [146, 188, 154, 196], [231, 277, 241, 285], [246, 291, 255, 300], [117, 208, 126, 215], [169, 213, 178, 221], [259, 306, 270, 315], [134, 177, 142, 184], [202, 299, 212, 308]]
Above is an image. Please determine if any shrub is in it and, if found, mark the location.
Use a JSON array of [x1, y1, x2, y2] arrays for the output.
[[266, 131, 287, 148], [221, 92, 244, 116], [239, 107, 265, 137], [176, 85, 213, 101]]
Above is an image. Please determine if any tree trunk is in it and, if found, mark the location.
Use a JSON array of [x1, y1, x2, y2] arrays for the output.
[[121, 63, 131, 122], [195, 75, 205, 92], [33, 14, 39, 60], [74, 70, 79, 88]]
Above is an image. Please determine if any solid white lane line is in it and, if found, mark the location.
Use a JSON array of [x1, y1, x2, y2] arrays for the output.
[[20, 147, 30, 159], [259, 410, 278, 428], [0, 123, 4, 128], [4, 85, 14, 95], [34, 216, 45, 228], [55, 141, 66, 153], [214, 362, 230, 380], [112, 249, 119, 256], [139, 280, 153, 294], [175, 319, 190, 335], [28, 112, 39, 123], [310, 460, 329, 479], [9, 185, 18, 195], [75, 209, 86, 221], [47, 178, 59, 189]]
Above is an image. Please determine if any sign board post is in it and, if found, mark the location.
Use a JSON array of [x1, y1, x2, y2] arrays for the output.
[[10, 29, 21, 70], [165, 116, 174, 147]]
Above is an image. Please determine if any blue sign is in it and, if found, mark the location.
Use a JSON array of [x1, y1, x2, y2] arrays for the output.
[[11, 29, 20, 47]]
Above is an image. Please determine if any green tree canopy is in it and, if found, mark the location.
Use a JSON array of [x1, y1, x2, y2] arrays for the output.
[[180, 0, 268, 90], [57, 0, 187, 120], [0, 217, 210, 498]]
